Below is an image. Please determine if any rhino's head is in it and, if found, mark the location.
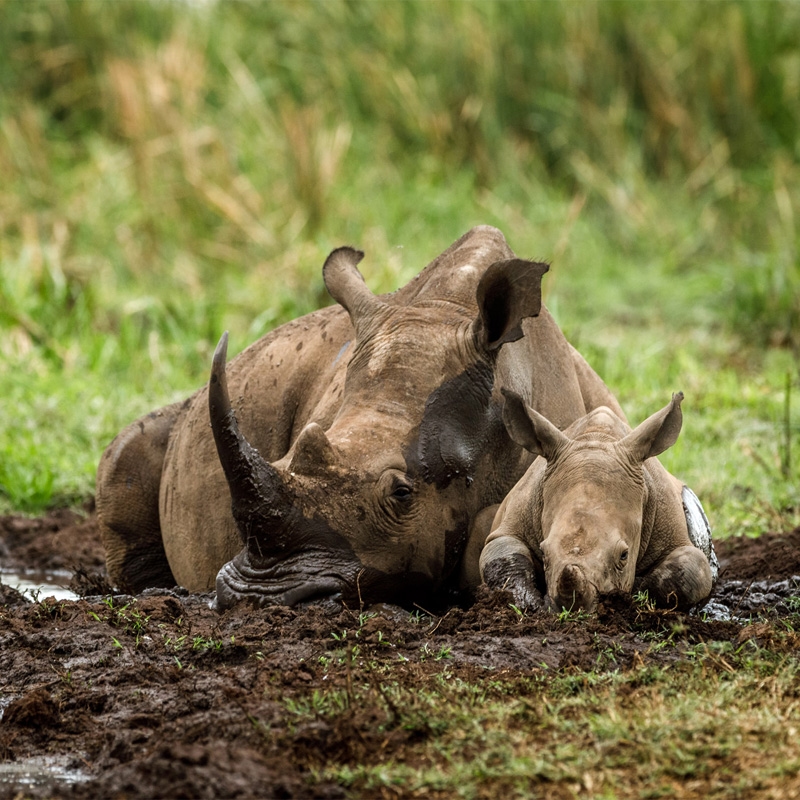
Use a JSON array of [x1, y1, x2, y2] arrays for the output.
[[210, 244, 548, 609], [500, 390, 684, 613]]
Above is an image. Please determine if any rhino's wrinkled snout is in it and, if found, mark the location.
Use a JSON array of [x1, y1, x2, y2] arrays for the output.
[[213, 547, 357, 611], [546, 563, 598, 614]]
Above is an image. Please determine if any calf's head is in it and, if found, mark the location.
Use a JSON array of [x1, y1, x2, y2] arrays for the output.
[[209, 244, 548, 609], [501, 390, 684, 613]]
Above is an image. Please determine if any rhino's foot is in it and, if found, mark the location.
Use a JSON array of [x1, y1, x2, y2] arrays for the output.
[[636, 545, 713, 611], [482, 552, 545, 612]]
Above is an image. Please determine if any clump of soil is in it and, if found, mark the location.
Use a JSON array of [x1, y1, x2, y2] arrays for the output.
[[0, 502, 105, 575], [716, 527, 800, 581], [1, 510, 799, 799]]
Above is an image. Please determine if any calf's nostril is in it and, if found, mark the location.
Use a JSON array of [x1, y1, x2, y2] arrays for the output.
[[554, 563, 597, 613]]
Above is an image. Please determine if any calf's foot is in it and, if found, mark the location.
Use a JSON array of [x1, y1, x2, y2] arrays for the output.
[[480, 536, 545, 611], [636, 545, 713, 611]]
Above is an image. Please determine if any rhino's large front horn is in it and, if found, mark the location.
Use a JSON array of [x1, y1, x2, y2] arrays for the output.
[[209, 332, 295, 551]]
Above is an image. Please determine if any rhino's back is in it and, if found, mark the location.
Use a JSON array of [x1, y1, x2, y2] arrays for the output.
[[159, 303, 355, 589], [498, 309, 586, 431], [389, 225, 515, 310]]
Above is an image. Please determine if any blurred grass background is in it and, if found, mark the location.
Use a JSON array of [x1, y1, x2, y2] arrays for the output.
[[0, 0, 797, 537]]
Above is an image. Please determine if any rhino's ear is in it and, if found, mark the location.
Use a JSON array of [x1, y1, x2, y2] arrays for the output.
[[323, 247, 384, 331], [620, 392, 684, 463], [475, 258, 549, 352], [501, 388, 570, 460]]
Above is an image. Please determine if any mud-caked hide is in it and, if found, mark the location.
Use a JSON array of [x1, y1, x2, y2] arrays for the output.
[[205, 242, 549, 608]]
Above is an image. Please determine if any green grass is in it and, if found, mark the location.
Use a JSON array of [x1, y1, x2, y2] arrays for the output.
[[278, 652, 800, 799], [0, 0, 798, 538]]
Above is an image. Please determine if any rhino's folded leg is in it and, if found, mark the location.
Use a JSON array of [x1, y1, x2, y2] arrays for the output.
[[480, 535, 544, 611], [635, 545, 713, 611], [97, 402, 184, 593]]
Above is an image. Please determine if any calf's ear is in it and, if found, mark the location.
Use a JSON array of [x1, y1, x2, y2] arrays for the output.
[[620, 392, 684, 463], [501, 389, 570, 460], [475, 258, 549, 352]]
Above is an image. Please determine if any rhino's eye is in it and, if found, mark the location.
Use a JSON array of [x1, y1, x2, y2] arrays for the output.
[[618, 548, 629, 567], [392, 484, 413, 501], [379, 470, 414, 508]]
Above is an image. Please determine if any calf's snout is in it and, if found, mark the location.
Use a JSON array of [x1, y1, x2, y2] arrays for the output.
[[546, 563, 598, 614]]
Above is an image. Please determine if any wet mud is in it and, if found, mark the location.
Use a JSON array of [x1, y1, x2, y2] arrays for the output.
[[1, 510, 799, 799]]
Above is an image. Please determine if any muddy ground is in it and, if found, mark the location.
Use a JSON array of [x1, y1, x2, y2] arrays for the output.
[[1, 507, 799, 799]]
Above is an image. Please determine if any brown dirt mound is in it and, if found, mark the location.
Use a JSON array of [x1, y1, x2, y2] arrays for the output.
[[0, 503, 104, 575], [714, 527, 800, 581]]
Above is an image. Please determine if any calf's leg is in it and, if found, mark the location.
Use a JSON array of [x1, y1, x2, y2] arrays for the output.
[[480, 533, 545, 611], [635, 545, 713, 610]]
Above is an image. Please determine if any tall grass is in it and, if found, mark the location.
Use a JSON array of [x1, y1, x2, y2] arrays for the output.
[[0, 0, 797, 531]]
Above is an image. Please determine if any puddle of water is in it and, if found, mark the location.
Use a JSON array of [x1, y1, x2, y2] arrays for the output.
[[0, 755, 90, 789], [0, 570, 79, 601]]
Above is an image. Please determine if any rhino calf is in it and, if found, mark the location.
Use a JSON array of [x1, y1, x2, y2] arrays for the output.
[[479, 390, 718, 613]]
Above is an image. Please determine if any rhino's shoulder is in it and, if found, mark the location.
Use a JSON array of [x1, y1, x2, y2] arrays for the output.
[[230, 303, 349, 371]]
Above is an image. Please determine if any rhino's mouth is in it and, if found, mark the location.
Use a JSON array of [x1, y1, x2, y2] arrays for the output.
[[214, 546, 448, 611], [213, 547, 360, 611]]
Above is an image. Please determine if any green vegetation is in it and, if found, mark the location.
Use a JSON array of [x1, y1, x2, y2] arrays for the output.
[[0, 1, 798, 532], [295, 657, 800, 798], [260, 606, 800, 799]]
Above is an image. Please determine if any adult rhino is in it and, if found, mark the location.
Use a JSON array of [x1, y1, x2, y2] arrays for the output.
[[480, 391, 718, 612], [97, 226, 623, 609]]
